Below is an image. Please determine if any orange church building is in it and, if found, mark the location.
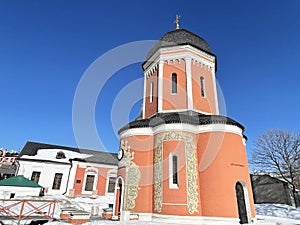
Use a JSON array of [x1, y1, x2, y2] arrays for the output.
[[113, 24, 256, 224]]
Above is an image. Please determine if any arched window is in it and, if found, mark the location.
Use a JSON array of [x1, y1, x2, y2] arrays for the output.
[[200, 76, 206, 97], [169, 153, 178, 188], [171, 73, 177, 94]]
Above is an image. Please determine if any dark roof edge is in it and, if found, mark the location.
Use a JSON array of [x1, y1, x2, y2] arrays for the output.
[[19, 141, 114, 157], [118, 112, 245, 135], [17, 158, 71, 165]]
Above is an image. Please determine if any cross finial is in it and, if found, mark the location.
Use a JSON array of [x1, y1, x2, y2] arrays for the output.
[[174, 14, 180, 30]]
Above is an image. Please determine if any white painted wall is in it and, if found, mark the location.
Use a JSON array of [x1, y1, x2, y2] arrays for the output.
[[0, 186, 41, 199], [17, 149, 77, 195], [18, 148, 118, 197], [18, 160, 71, 195]]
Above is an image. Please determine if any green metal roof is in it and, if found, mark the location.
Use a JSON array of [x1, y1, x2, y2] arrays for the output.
[[0, 175, 42, 188]]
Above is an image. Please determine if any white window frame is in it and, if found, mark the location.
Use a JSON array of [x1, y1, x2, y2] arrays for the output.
[[81, 167, 98, 194], [105, 169, 117, 195], [150, 81, 154, 103], [169, 152, 179, 189], [171, 73, 178, 94]]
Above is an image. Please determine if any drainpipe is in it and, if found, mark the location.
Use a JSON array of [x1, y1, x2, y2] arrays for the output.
[[63, 159, 73, 195]]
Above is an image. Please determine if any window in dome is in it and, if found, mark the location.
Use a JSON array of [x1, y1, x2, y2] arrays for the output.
[[171, 73, 177, 94]]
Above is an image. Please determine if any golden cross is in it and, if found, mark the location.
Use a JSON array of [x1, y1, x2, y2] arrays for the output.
[[174, 14, 181, 30]]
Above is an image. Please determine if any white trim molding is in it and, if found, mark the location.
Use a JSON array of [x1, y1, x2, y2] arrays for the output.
[[168, 152, 179, 189], [134, 213, 241, 224], [211, 67, 219, 114], [143, 45, 215, 72], [158, 60, 164, 112], [81, 167, 99, 195], [119, 123, 243, 139], [185, 57, 193, 110]]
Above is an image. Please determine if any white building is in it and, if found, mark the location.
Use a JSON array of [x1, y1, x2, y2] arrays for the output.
[[0, 175, 42, 199], [17, 141, 118, 197]]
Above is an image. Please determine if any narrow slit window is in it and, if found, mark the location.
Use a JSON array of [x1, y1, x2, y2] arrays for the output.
[[200, 76, 206, 97], [172, 155, 178, 185], [171, 73, 177, 94], [150, 82, 153, 103]]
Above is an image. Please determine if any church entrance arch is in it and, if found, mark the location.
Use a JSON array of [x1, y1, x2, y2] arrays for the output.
[[235, 181, 250, 224], [114, 177, 124, 220]]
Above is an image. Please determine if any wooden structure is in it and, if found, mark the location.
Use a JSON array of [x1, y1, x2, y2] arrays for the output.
[[0, 199, 56, 221]]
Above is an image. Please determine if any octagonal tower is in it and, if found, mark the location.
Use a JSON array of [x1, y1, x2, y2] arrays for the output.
[[113, 26, 255, 224]]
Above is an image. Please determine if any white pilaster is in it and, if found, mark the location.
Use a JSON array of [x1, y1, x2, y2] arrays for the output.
[[142, 71, 147, 119], [158, 60, 164, 112], [211, 67, 219, 115], [185, 57, 193, 110]]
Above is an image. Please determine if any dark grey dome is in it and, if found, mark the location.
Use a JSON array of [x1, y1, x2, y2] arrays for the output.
[[146, 29, 212, 61]]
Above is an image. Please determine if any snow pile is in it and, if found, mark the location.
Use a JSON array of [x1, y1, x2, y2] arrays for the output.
[[46, 221, 179, 225], [255, 204, 300, 224], [68, 195, 115, 214], [255, 204, 300, 220]]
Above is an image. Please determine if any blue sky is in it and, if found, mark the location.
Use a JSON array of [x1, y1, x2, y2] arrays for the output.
[[0, 1, 300, 159]]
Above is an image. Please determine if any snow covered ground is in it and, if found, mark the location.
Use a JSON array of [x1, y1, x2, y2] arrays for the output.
[[2, 194, 300, 225], [43, 203, 300, 225]]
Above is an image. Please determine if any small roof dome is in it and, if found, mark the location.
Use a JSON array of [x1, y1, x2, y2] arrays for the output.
[[146, 29, 212, 61]]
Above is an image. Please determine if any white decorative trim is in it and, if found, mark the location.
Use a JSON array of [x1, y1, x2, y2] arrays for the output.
[[159, 108, 211, 115], [154, 131, 198, 213], [211, 68, 219, 114], [120, 127, 153, 138], [113, 176, 125, 220], [81, 167, 98, 194], [144, 45, 215, 71], [105, 169, 117, 195], [185, 57, 193, 110], [119, 123, 243, 139], [149, 82, 153, 103], [168, 152, 179, 189], [158, 61, 163, 112], [144, 63, 158, 78], [135, 212, 241, 224], [136, 212, 152, 221], [237, 181, 252, 224], [151, 213, 240, 224], [142, 69, 147, 119], [76, 161, 117, 169], [242, 137, 247, 146], [162, 203, 187, 206]]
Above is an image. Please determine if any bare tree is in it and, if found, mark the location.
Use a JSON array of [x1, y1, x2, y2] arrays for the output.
[[251, 129, 300, 207]]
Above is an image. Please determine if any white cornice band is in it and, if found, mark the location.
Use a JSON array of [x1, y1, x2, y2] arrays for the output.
[[119, 123, 243, 139], [144, 45, 216, 78]]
